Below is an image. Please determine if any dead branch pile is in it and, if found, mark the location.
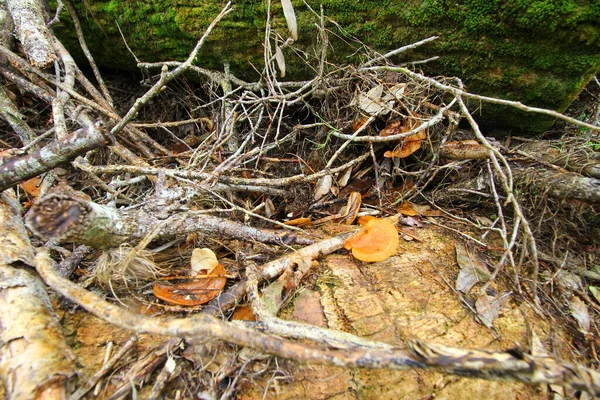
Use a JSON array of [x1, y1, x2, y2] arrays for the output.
[[1, 0, 600, 398]]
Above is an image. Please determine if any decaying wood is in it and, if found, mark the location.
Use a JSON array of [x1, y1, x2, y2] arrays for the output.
[[0, 121, 109, 192], [438, 141, 600, 204], [517, 140, 600, 179], [0, 190, 76, 399], [513, 166, 600, 204], [25, 188, 313, 248], [34, 248, 600, 396]]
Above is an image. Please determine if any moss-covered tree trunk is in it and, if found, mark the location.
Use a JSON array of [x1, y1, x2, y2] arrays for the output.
[[53, 0, 600, 134]]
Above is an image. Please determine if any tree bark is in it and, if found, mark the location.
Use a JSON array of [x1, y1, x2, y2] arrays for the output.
[[0, 121, 108, 192], [25, 188, 313, 248], [0, 190, 76, 399]]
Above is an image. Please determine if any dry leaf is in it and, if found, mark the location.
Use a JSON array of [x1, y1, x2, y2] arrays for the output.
[[190, 248, 219, 275], [19, 177, 42, 199], [475, 291, 509, 328], [352, 117, 370, 133], [344, 218, 399, 262], [569, 296, 590, 334], [398, 201, 418, 216], [380, 120, 408, 137], [280, 0, 298, 40], [355, 85, 394, 116], [284, 217, 312, 227], [314, 174, 333, 200], [231, 305, 256, 321], [337, 166, 353, 188], [339, 192, 361, 224], [264, 198, 276, 218], [291, 290, 327, 327], [153, 263, 227, 306], [455, 243, 491, 294], [275, 45, 286, 77]]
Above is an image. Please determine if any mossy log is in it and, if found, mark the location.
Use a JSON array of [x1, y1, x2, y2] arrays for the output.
[[51, 0, 600, 134]]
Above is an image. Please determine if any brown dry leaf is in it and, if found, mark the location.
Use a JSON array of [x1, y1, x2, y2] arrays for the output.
[[339, 192, 361, 224], [398, 201, 418, 216], [153, 263, 227, 306], [284, 217, 312, 227], [231, 305, 256, 321], [380, 120, 408, 137], [352, 117, 370, 133], [475, 291, 509, 328], [569, 296, 590, 334], [190, 248, 219, 275], [455, 243, 491, 294], [19, 177, 42, 199], [314, 174, 333, 200], [344, 218, 399, 262], [291, 290, 327, 327]]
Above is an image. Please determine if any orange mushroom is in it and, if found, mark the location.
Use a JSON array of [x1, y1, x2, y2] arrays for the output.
[[344, 218, 399, 262]]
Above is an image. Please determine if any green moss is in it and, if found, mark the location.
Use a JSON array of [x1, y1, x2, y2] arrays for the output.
[[51, 0, 600, 134]]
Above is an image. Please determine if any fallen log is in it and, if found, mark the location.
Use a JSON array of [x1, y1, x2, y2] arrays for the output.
[[25, 187, 313, 249], [0, 190, 76, 399]]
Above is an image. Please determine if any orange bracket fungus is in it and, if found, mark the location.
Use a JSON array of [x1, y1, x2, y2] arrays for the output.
[[344, 218, 399, 262]]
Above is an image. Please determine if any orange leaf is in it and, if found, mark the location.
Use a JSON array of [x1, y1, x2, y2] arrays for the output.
[[19, 177, 42, 199], [384, 140, 423, 158], [344, 218, 399, 262], [153, 264, 227, 306], [380, 120, 409, 137], [357, 215, 376, 225], [397, 201, 418, 216], [352, 117, 370, 132], [231, 305, 256, 321], [284, 217, 312, 227]]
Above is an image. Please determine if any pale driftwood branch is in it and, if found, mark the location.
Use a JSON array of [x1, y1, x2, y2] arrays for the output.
[[5, 0, 56, 68], [361, 35, 439, 67], [0, 120, 108, 192], [0, 190, 76, 399], [203, 229, 356, 316], [25, 188, 313, 248], [34, 248, 600, 396], [69, 152, 371, 188]]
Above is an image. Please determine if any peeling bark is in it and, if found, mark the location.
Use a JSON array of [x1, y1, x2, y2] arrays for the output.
[[0, 190, 76, 399]]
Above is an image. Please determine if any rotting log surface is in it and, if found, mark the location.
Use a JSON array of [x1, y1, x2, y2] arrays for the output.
[[514, 166, 600, 204]]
